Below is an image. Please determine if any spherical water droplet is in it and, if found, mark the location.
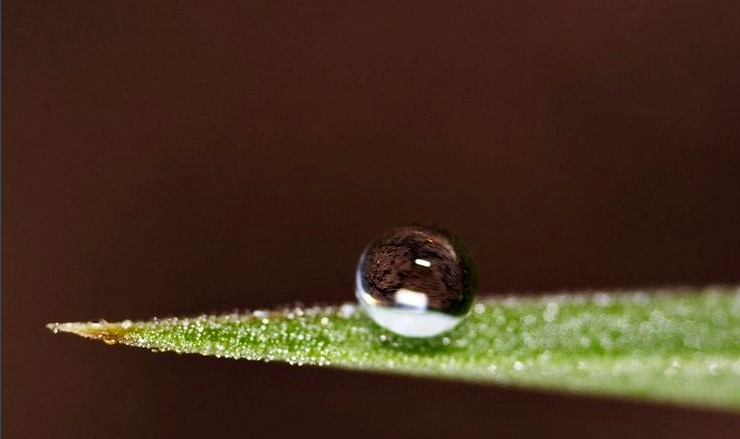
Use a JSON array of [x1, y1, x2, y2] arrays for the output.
[[339, 303, 356, 318], [355, 225, 477, 337]]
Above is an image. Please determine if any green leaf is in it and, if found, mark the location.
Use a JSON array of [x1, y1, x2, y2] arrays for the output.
[[49, 286, 740, 411]]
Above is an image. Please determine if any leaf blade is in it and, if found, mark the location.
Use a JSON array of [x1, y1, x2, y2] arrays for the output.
[[49, 287, 740, 410]]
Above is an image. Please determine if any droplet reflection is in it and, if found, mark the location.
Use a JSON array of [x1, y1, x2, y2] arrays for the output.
[[355, 225, 477, 337]]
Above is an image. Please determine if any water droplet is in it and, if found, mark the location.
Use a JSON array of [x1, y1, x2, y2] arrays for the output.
[[542, 302, 559, 322], [355, 225, 477, 337], [339, 303, 356, 318], [593, 292, 611, 307]]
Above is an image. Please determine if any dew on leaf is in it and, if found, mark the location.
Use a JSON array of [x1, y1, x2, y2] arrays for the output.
[[355, 225, 477, 337]]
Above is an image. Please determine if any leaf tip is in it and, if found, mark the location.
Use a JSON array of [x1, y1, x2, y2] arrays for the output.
[[46, 321, 126, 345]]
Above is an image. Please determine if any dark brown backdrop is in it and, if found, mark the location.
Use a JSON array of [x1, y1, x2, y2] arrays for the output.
[[3, 1, 740, 438]]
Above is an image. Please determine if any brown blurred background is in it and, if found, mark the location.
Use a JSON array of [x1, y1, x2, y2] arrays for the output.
[[3, 1, 740, 437]]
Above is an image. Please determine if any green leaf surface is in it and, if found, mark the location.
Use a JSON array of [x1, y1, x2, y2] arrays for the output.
[[49, 286, 740, 411]]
